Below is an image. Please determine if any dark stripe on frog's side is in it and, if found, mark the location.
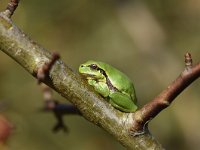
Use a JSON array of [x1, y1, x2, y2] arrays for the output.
[[88, 64, 119, 92]]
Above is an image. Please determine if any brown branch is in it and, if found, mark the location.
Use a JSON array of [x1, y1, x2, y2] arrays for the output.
[[37, 52, 60, 84], [130, 53, 200, 134], [3, 0, 20, 18], [185, 52, 193, 69]]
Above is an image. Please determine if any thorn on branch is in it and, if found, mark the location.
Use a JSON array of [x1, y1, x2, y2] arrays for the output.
[[185, 52, 193, 70], [37, 52, 60, 84], [4, 0, 20, 18]]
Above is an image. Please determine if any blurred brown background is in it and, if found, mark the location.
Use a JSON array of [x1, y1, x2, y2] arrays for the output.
[[0, 0, 200, 150]]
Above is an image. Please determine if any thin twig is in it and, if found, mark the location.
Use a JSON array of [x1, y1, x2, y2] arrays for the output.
[[185, 52, 193, 70], [37, 52, 60, 84], [3, 0, 20, 18], [130, 53, 200, 134], [40, 84, 80, 132], [40, 84, 80, 115]]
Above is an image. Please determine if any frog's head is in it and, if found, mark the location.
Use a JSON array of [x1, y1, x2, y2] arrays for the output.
[[79, 60, 106, 80]]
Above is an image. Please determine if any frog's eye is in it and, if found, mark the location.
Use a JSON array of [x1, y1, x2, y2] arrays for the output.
[[90, 64, 98, 70]]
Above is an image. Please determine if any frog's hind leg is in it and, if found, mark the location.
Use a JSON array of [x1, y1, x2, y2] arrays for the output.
[[109, 92, 137, 112]]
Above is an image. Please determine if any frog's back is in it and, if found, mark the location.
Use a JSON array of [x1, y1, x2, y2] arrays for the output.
[[98, 62, 135, 95]]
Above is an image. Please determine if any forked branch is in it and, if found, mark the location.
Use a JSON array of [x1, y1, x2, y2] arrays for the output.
[[131, 53, 200, 133]]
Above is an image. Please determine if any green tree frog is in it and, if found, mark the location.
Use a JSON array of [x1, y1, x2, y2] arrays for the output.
[[79, 60, 138, 112]]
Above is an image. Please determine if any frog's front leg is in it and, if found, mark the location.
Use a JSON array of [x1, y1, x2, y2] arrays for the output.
[[88, 79, 109, 97], [109, 92, 138, 112]]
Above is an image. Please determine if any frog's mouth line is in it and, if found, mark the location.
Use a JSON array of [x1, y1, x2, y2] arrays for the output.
[[79, 73, 97, 79], [80, 73, 119, 91]]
